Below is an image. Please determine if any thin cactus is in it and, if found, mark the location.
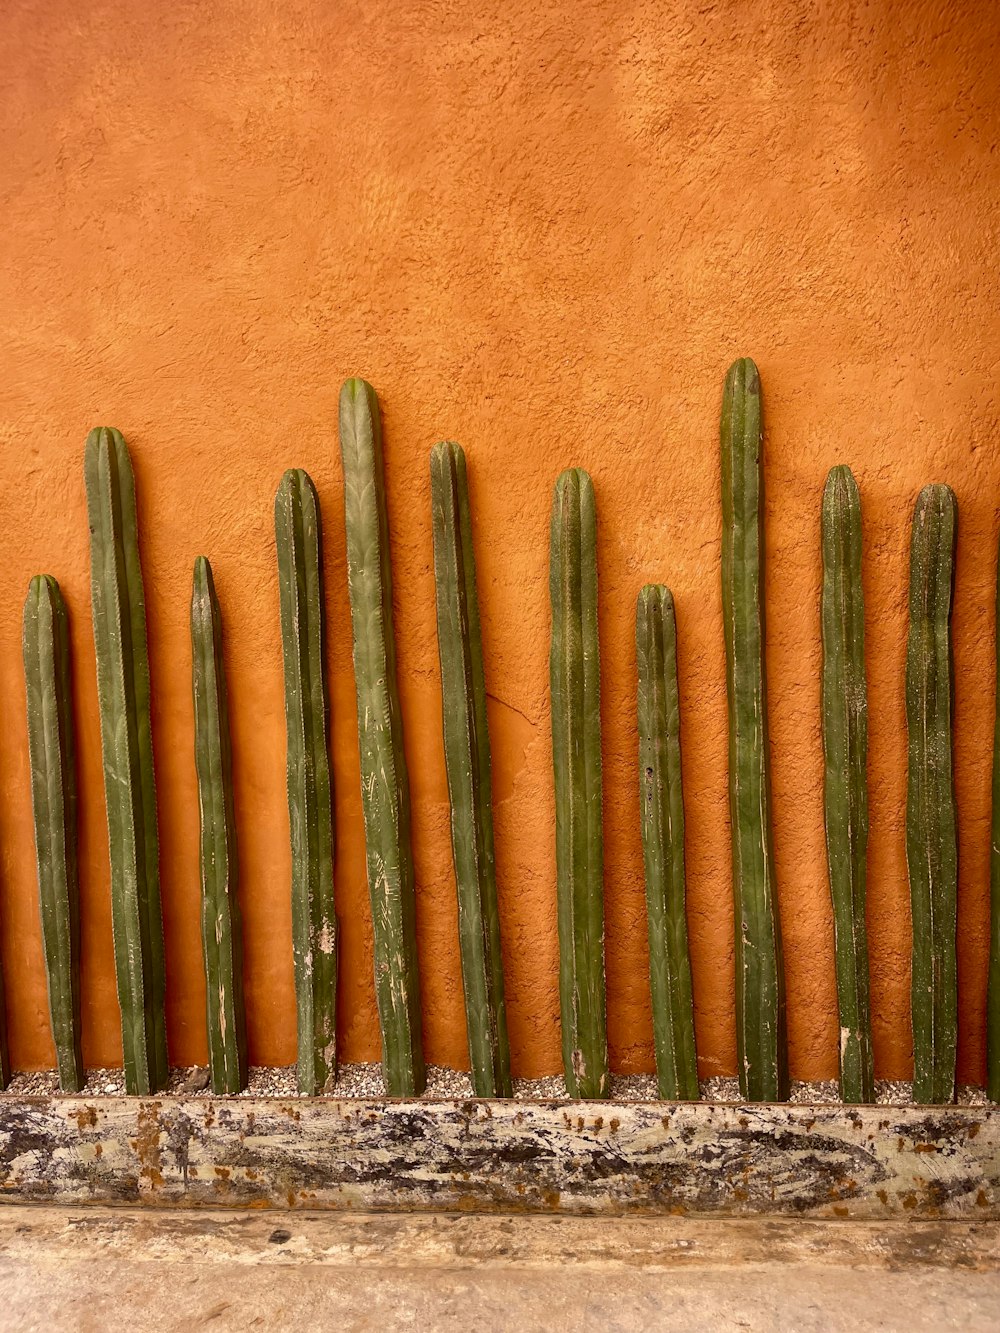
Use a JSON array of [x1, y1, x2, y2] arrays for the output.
[[821, 466, 874, 1104], [339, 378, 425, 1096], [720, 359, 788, 1102], [191, 557, 248, 1095], [906, 483, 958, 1105], [636, 584, 698, 1101], [274, 470, 337, 1095], [23, 575, 84, 1092], [430, 441, 511, 1098], [84, 426, 167, 1095], [550, 467, 608, 1100], [991, 526, 1000, 1104]]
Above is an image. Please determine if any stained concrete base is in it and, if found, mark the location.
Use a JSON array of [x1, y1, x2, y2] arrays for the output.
[[0, 1208, 996, 1331]]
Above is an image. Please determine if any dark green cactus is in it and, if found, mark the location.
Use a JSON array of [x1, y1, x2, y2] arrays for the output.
[[720, 359, 788, 1102], [84, 426, 167, 1095], [275, 470, 337, 1095], [430, 441, 511, 1098], [906, 483, 958, 1105], [991, 528, 1000, 1104], [339, 378, 425, 1097], [636, 585, 698, 1101], [550, 467, 608, 1100], [191, 557, 248, 1095], [821, 466, 874, 1104], [23, 575, 83, 1092]]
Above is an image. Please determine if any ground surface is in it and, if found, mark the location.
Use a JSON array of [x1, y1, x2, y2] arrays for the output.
[[0, 1208, 996, 1331]]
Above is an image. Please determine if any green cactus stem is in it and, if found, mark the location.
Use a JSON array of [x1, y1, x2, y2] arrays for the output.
[[906, 483, 958, 1105], [636, 584, 698, 1101], [430, 441, 511, 1098], [84, 426, 167, 1095], [23, 575, 84, 1092], [339, 378, 425, 1097], [191, 557, 248, 1095], [720, 359, 788, 1102], [821, 466, 874, 1104], [275, 470, 337, 1095], [550, 467, 608, 1100], [991, 528, 1000, 1104]]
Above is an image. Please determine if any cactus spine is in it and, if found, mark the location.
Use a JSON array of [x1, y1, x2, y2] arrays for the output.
[[191, 557, 248, 1094], [430, 442, 511, 1098], [339, 378, 425, 1096], [720, 359, 788, 1102], [991, 528, 1000, 1104], [821, 467, 874, 1104], [636, 585, 698, 1100], [84, 427, 167, 1095], [906, 484, 958, 1105], [275, 470, 337, 1094], [23, 575, 84, 1091], [550, 468, 608, 1099]]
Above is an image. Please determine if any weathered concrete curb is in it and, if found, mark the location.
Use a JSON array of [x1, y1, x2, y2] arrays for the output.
[[0, 1097, 995, 1218]]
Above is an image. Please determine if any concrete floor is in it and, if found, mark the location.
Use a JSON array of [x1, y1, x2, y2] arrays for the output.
[[0, 1208, 996, 1332]]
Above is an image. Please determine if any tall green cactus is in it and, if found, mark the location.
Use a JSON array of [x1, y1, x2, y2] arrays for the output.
[[636, 584, 698, 1101], [191, 557, 248, 1095], [23, 575, 84, 1092], [84, 426, 167, 1095], [550, 467, 608, 1100], [339, 378, 425, 1097], [991, 528, 1000, 1104], [430, 441, 511, 1098], [274, 470, 337, 1095], [720, 359, 788, 1102], [821, 466, 874, 1104], [906, 483, 958, 1105]]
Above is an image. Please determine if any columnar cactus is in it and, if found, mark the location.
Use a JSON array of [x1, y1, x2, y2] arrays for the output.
[[906, 483, 958, 1105], [820, 466, 874, 1104], [23, 575, 84, 1092], [991, 532, 1000, 1104], [274, 470, 337, 1095], [430, 441, 511, 1097], [636, 584, 698, 1101], [191, 557, 248, 1095], [720, 359, 788, 1102], [550, 468, 608, 1099], [84, 426, 167, 1095], [339, 378, 425, 1096]]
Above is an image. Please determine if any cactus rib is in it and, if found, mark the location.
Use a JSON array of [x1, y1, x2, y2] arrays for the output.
[[906, 483, 958, 1105], [339, 378, 425, 1096], [430, 441, 511, 1097], [720, 359, 788, 1102], [636, 585, 698, 1100], [275, 470, 337, 1095]]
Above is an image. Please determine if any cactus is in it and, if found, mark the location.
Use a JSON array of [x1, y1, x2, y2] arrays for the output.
[[991, 529, 1000, 1104], [339, 378, 425, 1096], [0, 977, 8, 1089], [274, 470, 337, 1095], [636, 585, 698, 1101], [23, 575, 84, 1092], [84, 427, 167, 1095], [720, 359, 788, 1102], [191, 557, 248, 1094], [430, 441, 511, 1098], [550, 467, 608, 1099], [821, 467, 874, 1104], [906, 484, 958, 1105]]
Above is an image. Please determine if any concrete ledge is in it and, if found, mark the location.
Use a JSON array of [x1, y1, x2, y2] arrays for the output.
[[0, 1096, 995, 1219]]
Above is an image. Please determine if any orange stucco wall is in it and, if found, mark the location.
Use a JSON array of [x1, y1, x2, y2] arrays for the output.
[[1, 1, 997, 1083]]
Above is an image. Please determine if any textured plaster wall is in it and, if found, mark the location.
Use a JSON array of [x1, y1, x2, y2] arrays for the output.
[[1, 0, 998, 1082]]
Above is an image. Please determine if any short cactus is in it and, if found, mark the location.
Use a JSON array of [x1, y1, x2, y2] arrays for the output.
[[84, 426, 167, 1095], [906, 483, 958, 1105], [191, 557, 248, 1095], [550, 467, 608, 1100], [636, 584, 698, 1101], [23, 575, 84, 1092], [720, 359, 788, 1102], [430, 441, 511, 1098], [275, 470, 337, 1095], [339, 378, 425, 1097]]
